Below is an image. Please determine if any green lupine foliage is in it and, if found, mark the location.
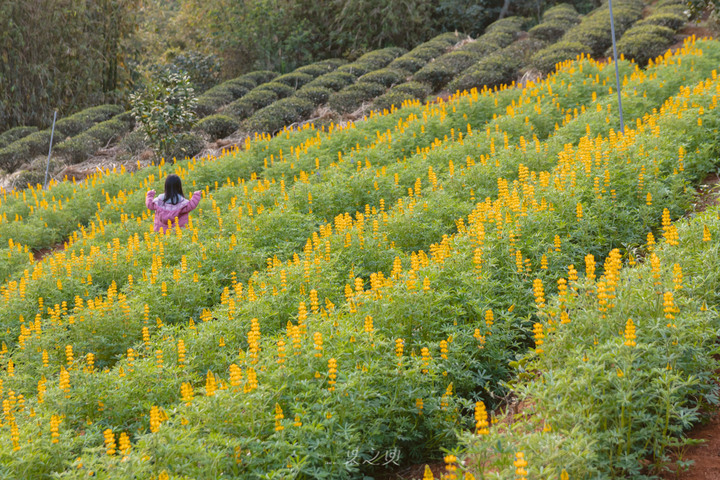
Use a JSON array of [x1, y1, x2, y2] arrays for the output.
[[0, 40, 717, 479]]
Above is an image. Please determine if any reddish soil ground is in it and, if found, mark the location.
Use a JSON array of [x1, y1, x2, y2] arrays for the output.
[[661, 411, 720, 480]]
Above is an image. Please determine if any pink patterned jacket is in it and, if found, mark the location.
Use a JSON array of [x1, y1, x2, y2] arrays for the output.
[[146, 190, 202, 233]]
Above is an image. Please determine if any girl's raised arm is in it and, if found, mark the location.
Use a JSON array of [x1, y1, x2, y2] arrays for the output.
[[180, 190, 202, 214], [146, 190, 157, 211]]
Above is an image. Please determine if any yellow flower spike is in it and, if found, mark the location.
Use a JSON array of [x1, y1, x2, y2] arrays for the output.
[[205, 371, 217, 396], [103, 428, 116, 456], [274, 403, 285, 431], [444, 455, 458, 480], [313, 332, 323, 358], [181, 382, 193, 406], [475, 401, 489, 435], [328, 358, 338, 391], [561, 469, 569, 480], [50, 415, 61, 443], [514, 452, 528, 480], [421, 347, 431, 373], [118, 432, 131, 455], [532, 278, 545, 308], [423, 465, 434, 480], [623, 317, 638, 347]]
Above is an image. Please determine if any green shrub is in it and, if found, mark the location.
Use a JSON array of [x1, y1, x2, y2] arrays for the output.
[[430, 31, 469, 46], [358, 68, 409, 87], [408, 43, 453, 61], [529, 5, 580, 42], [328, 81, 387, 113], [255, 81, 295, 98], [450, 38, 546, 92], [223, 77, 257, 95], [636, 12, 687, 30], [130, 71, 197, 158], [245, 97, 315, 133], [241, 70, 278, 85], [413, 50, 482, 91], [167, 132, 205, 160], [614, 25, 677, 64], [86, 117, 132, 144], [656, 0, 684, 7], [294, 59, 346, 77], [194, 92, 233, 118], [0, 126, 37, 149], [15, 168, 46, 188], [563, 5, 643, 56], [194, 114, 240, 140], [390, 81, 431, 99], [542, 3, 580, 23], [337, 47, 406, 76], [655, 3, 689, 16], [304, 71, 357, 91], [529, 21, 573, 42], [223, 89, 279, 120], [0, 138, 31, 172], [54, 133, 102, 164], [372, 91, 416, 111], [485, 16, 529, 34], [54, 104, 123, 138], [119, 130, 147, 155], [295, 86, 334, 106], [388, 54, 429, 73], [55, 115, 133, 164], [274, 72, 314, 89], [531, 41, 593, 73], [355, 47, 407, 69]]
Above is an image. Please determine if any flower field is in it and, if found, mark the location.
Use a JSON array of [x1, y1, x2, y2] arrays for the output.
[[0, 37, 719, 479]]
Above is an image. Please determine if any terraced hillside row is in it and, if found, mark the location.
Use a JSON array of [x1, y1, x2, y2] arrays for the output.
[[0, 0, 693, 188], [0, 37, 716, 479]]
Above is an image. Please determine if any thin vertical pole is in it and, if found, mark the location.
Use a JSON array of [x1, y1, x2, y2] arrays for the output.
[[44, 110, 57, 190], [608, 0, 625, 133]]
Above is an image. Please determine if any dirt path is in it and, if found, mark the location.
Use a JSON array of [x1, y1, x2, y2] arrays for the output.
[[662, 411, 720, 480]]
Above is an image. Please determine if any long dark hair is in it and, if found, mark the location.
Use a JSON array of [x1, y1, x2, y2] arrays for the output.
[[163, 174, 185, 205]]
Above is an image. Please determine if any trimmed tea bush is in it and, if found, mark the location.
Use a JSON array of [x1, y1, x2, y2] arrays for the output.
[[56, 115, 134, 163], [528, 3, 580, 42], [390, 81, 431, 99], [388, 54, 431, 73], [167, 132, 204, 160], [337, 47, 406, 76], [295, 86, 334, 106], [530, 41, 593, 73], [255, 81, 295, 98], [485, 16, 530, 34], [449, 38, 547, 92], [636, 12, 687, 30], [563, 4, 644, 55], [328, 81, 387, 113], [223, 89, 279, 120], [245, 97, 315, 133], [304, 71, 358, 91], [358, 68, 409, 87], [372, 91, 416, 112], [54, 104, 123, 138], [295, 59, 346, 77], [542, 3, 581, 23], [194, 114, 240, 140], [0, 126, 37, 149], [274, 72, 314, 89], [414, 50, 483, 91], [119, 129, 147, 155], [241, 70, 278, 85], [54, 134, 101, 164], [614, 25, 677, 64]]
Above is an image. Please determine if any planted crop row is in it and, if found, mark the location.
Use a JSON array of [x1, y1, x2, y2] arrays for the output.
[[0, 38, 716, 478]]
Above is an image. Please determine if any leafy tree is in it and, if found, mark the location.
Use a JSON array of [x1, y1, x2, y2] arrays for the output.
[[0, 0, 139, 131], [130, 72, 197, 158]]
